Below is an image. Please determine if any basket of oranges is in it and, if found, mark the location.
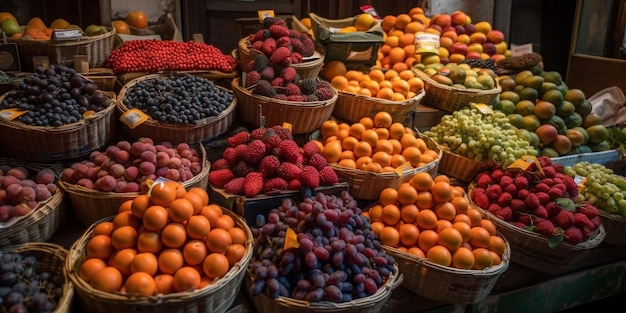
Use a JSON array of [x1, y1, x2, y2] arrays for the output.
[[363, 173, 510, 304], [65, 181, 253, 313]]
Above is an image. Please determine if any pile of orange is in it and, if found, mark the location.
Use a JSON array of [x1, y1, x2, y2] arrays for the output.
[[79, 181, 248, 296], [329, 67, 424, 102], [314, 112, 438, 173], [377, 7, 431, 70], [362, 173, 507, 270]]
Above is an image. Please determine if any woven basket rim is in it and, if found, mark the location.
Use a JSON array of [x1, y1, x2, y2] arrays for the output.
[[598, 209, 626, 222], [66, 208, 253, 303], [468, 182, 606, 250], [232, 77, 338, 107], [0, 90, 116, 131], [337, 87, 425, 106], [116, 74, 236, 126], [412, 67, 502, 96]]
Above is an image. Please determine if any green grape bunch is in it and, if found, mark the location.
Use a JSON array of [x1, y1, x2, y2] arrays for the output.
[[564, 161, 626, 216], [423, 105, 537, 166]]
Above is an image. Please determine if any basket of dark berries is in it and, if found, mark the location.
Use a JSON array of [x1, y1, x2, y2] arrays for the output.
[[0, 65, 116, 162], [1, 242, 74, 313], [231, 77, 337, 135], [245, 192, 402, 313], [116, 73, 236, 145], [0, 159, 66, 246], [57, 138, 209, 227], [238, 16, 324, 79], [468, 156, 606, 274]]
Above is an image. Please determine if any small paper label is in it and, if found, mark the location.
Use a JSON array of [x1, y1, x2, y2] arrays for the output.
[[415, 32, 440, 54], [0, 108, 27, 121], [471, 103, 493, 115], [395, 161, 413, 175], [511, 43, 533, 57], [281, 122, 292, 132], [360, 5, 381, 19], [284, 227, 300, 250], [328, 26, 342, 33], [52, 29, 83, 40], [507, 159, 532, 171], [258, 10, 275, 23], [120, 108, 149, 129]]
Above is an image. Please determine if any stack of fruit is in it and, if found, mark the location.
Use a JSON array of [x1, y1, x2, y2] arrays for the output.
[[67, 182, 252, 312], [363, 173, 509, 303], [469, 155, 605, 273], [0, 164, 58, 223], [495, 69, 611, 158]]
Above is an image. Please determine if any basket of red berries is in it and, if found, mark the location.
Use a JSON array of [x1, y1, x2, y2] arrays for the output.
[[468, 156, 605, 274]]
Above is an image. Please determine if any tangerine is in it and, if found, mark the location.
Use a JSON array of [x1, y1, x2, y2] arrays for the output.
[[137, 231, 163, 254], [205, 228, 232, 254], [90, 266, 123, 293], [79, 258, 107, 283], [154, 274, 175, 295], [417, 229, 439, 252], [125, 272, 156, 296], [87, 235, 114, 259], [399, 223, 420, 246], [161, 223, 188, 248], [451, 246, 475, 269], [426, 245, 452, 266], [379, 226, 400, 247], [159, 248, 185, 274], [173, 266, 201, 292], [142, 205, 170, 232], [183, 239, 209, 266], [130, 252, 158, 276], [203, 253, 230, 280]]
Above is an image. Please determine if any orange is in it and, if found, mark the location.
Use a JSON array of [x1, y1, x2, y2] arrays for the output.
[[374, 139, 394, 155], [137, 231, 163, 254], [452, 221, 472, 243], [124, 272, 156, 296], [434, 201, 456, 221], [87, 234, 114, 260], [431, 181, 453, 203], [360, 129, 379, 148], [183, 239, 209, 266], [426, 245, 451, 266], [368, 204, 384, 222], [173, 266, 201, 292], [433, 174, 451, 184], [472, 248, 493, 270], [390, 154, 407, 168], [182, 191, 206, 215], [451, 196, 469, 214], [488, 235, 506, 256], [400, 203, 419, 224], [79, 258, 107, 283], [490, 251, 502, 266], [331, 76, 349, 91], [435, 219, 452, 233], [161, 223, 188, 248], [407, 77, 424, 93], [416, 209, 437, 230], [371, 151, 391, 168], [381, 15, 397, 32], [126, 10, 148, 29], [373, 111, 393, 129], [112, 211, 141, 230], [399, 132, 417, 150], [381, 204, 401, 225], [395, 14, 411, 30], [93, 221, 114, 237], [410, 172, 434, 192], [321, 60, 347, 81], [200, 204, 223, 227], [404, 21, 424, 34], [130, 195, 151, 218], [203, 253, 230, 280], [407, 247, 426, 258], [353, 141, 372, 158], [159, 248, 185, 274], [130, 252, 159, 276], [349, 122, 367, 139], [396, 183, 418, 205], [355, 156, 372, 170], [399, 223, 420, 246], [90, 266, 123, 293], [388, 47, 406, 65], [401, 146, 421, 167], [359, 117, 375, 129], [154, 274, 175, 295], [112, 20, 130, 35], [142, 205, 169, 232], [187, 187, 209, 207], [186, 215, 211, 240], [321, 119, 339, 137], [376, 87, 395, 100], [25, 17, 47, 30], [453, 213, 472, 226], [110, 248, 137, 276], [388, 139, 402, 154], [214, 214, 235, 230], [415, 191, 434, 210], [118, 199, 133, 213], [392, 79, 411, 96], [379, 226, 400, 247], [369, 69, 386, 83], [322, 139, 342, 163], [480, 219, 497, 236], [345, 70, 363, 82], [451, 246, 475, 269], [111, 225, 138, 250], [469, 226, 492, 249], [338, 158, 357, 169], [417, 229, 439, 253], [466, 207, 483, 227], [437, 227, 463, 251], [205, 228, 232, 254], [150, 181, 183, 206], [225, 243, 247, 267], [371, 221, 385, 236]]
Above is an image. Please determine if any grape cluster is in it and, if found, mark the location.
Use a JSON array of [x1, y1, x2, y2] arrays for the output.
[[248, 192, 395, 303], [122, 74, 234, 125], [565, 162, 626, 216], [424, 106, 538, 166], [0, 251, 64, 313], [106, 40, 238, 73], [0, 65, 110, 127]]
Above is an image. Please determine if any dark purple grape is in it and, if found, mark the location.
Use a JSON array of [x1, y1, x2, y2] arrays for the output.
[[305, 252, 318, 269], [0, 272, 18, 286], [338, 282, 353, 293], [255, 214, 266, 228], [299, 202, 312, 214], [345, 244, 358, 261], [373, 256, 388, 267], [332, 252, 344, 267], [324, 285, 342, 302], [306, 288, 324, 301], [363, 247, 376, 259], [330, 240, 346, 252], [268, 212, 280, 224], [313, 246, 330, 261], [266, 278, 280, 296], [0, 286, 11, 297], [354, 282, 365, 294], [27, 292, 48, 311], [339, 210, 354, 223], [323, 209, 339, 222], [249, 280, 265, 296], [325, 201, 338, 211], [328, 270, 347, 285], [261, 223, 276, 235], [10, 282, 26, 295], [292, 290, 307, 300], [310, 270, 325, 289], [3, 291, 23, 309], [253, 266, 267, 279], [296, 279, 311, 291], [298, 237, 314, 252], [260, 247, 274, 260], [378, 266, 390, 278], [364, 277, 377, 294], [368, 269, 380, 281], [296, 210, 306, 221], [285, 217, 298, 227], [315, 193, 327, 206], [267, 265, 278, 279], [353, 273, 365, 284], [278, 262, 293, 276]]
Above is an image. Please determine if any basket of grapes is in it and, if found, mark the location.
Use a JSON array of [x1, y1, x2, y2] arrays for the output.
[[0, 65, 116, 162], [65, 183, 254, 313], [57, 138, 210, 227], [245, 192, 403, 313], [0, 159, 66, 246], [468, 156, 606, 274], [116, 73, 236, 145], [1, 242, 74, 313], [423, 104, 539, 183]]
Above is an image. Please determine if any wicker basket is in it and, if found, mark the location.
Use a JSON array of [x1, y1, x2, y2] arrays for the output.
[[9, 27, 116, 72], [412, 68, 501, 113], [329, 134, 441, 200], [66, 209, 253, 313], [3, 242, 74, 313], [437, 148, 492, 183], [116, 74, 236, 144], [245, 264, 402, 313], [237, 37, 325, 79], [598, 210, 626, 246], [0, 91, 116, 162], [117, 70, 238, 87], [59, 144, 210, 227], [0, 159, 66, 245], [332, 89, 424, 124], [384, 232, 510, 304], [468, 183, 606, 274], [231, 77, 337, 134]]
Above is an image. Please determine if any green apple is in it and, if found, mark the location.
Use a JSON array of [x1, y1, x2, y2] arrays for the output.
[[1, 19, 21, 36], [85, 24, 107, 36]]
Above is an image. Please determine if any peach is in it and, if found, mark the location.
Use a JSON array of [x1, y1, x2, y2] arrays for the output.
[[439, 36, 454, 50], [139, 161, 156, 176], [469, 32, 487, 44], [96, 175, 117, 192], [19, 186, 36, 202], [115, 150, 130, 164], [131, 141, 148, 157], [155, 166, 169, 178], [116, 140, 132, 152], [168, 157, 182, 169], [140, 150, 157, 164], [46, 183, 57, 194], [487, 30, 504, 44], [456, 34, 470, 45], [5, 184, 22, 202], [466, 51, 482, 60], [450, 42, 468, 55], [451, 11, 467, 26], [467, 42, 483, 53], [0, 189, 6, 204], [61, 168, 76, 183], [189, 162, 202, 175], [474, 21, 492, 34], [36, 168, 56, 185], [432, 14, 451, 28], [180, 158, 192, 168], [13, 203, 32, 217], [35, 185, 52, 201], [7, 167, 28, 180], [106, 145, 121, 159], [139, 137, 154, 145], [0, 204, 11, 221], [109, 163, 126, 178], [19, 179, 37, 189], [156, 151, 171, 167], [113, 180, 127, 193], [165, 168, 180, 181], [427, 24, 442, 34], [77, 178, 94, 189], [441, 30, 458, 42], [123, 182, 140, 193]]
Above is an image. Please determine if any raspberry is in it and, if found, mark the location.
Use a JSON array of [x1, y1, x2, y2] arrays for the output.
[[277, 162, 302, 180], [284, 83, 301, 96], [547, 186, 564, 200], [496, 207, 513, 221], [244, 139, 267, 166], [211, 158, 230, 171], [288, 179, 301, 190], [533, 205, 549, 218], [487, 203, 502, 215], [552, 163, 564, 173], [232, 160, 252, 178], [554, 209, 575, 229], [472, 192, 491, 209], [270, 76, 285, 87], [563, 227, 583, 245], [245, 71, 261, 87], [280, 67, 298, 82], [497, 192, 513, 206], [475, 172, 493, 188], [510, 199, 525, 212], [513, 176, 529, 190], [574, 213, 595, 229], [269, 25, 290, 39], [534, 219, 557, 237], [503, 183, 518, 197], [244, 172, 264, 197], [562, 176, 579, 197], [261, 37, 277, 57], [270, 46, 292, 67], [486, 184, 502, 200], [302, 140, 321, 159], [545, 201, 562, 217], [499, 175, 514, 188], [517, 188, 530, 199], [536, 192, 550, 205], [319, 166, 339, 186], [258, 155, 281, 178], [222, 147, 241, 165], [491, 168, 505, 182], [227, 131, 251, 148], [581, 226, 592, 241], [533, 183, 550, 193], [511, 221, 528, 229], [290, 52, 303, 64], [524, 193, 540, 209], [537, 155, 552, 168], [540, 178, 554, 186], [260, 66, 275, 81], [307, 153, 328, 171], [300, 165, 320, 189], [276, 36, 291, 48], [262, 177, 289, 193], [516, 213, 532, 226], [224, 177, 246, 195], [278, 140, 301, 163], [208, 168, 235, 188], [579, 203, 600, 219], [542, 166, 557, 178]]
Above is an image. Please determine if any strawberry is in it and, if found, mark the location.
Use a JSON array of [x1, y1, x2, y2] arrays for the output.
[[563, 227, 583, 245], [300, 165, 320, 189], [208, 168, 235, 188], [244, 172, 264, 197], [524, 193, 540, 209], [319, 166, 338, 186], [227, 131, 251, 147], [535, 219, 557, 237], [554, 209, 574, 229], [224, 177, 245, 195], [262, 177, 289, 192]]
